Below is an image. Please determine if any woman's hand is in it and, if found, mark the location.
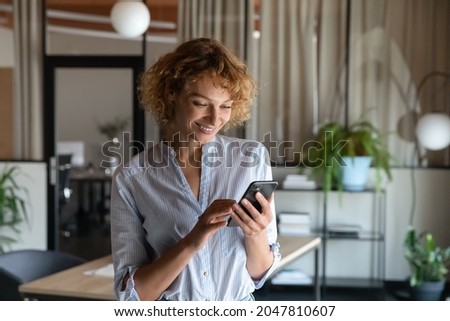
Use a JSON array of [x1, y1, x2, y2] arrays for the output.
[[184, 199, 235, 250], [230, 192, 275, 279], [230, 192, 274, 237], [132, 199, 234, 300]]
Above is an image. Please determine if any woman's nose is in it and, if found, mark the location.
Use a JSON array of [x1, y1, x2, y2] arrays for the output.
[[206, 106, 219, 124]]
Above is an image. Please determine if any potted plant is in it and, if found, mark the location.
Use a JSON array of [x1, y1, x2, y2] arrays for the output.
[[97, 116, 129, 174], [404, 227, 450, 300], [0, 166, 29, 253], [97, 116, 129, 141], [305, 116, 393, 199]]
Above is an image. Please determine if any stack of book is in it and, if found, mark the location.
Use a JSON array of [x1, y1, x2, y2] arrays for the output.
[[271, 268, 312, 285], [282, 174, 317, 190], [277, 212, 311, 236]]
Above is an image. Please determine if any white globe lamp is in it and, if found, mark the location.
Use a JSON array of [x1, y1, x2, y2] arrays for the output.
[[416, 112, 450, 150], [110, 1, 151, 38]]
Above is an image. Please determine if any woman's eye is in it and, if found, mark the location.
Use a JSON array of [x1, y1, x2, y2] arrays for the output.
[[221, 105, 232, 109], [193, 101, 208, 107]]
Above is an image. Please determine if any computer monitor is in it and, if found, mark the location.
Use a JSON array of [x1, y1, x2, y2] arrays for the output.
[[57, 141, 85, 167]]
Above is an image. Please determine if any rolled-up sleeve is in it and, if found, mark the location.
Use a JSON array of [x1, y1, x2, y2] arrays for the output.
[[254, 212, 281, 289], [110, 168, 150, 301]]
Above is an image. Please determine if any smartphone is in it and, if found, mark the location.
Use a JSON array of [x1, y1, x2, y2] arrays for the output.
[[227, 180, 278, 227]]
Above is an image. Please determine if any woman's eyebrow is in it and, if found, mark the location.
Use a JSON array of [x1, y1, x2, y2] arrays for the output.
[[190, 92, 233, 103]]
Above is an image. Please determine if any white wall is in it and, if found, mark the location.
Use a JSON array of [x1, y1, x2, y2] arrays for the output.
[[55, 68, 134, 167], [384, 168, 450, 280], [272, 167, 450, 281], [0, 162, 47, 251], [49, 30, 177, 168]]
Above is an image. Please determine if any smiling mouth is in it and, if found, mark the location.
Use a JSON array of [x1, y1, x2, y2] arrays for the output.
[[196, 123, 215, 134]]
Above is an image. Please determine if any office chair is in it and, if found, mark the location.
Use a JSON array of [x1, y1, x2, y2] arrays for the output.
[[0, 249, 86, 300]]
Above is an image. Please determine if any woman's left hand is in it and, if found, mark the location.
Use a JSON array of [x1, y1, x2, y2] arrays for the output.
[[230, 192, 274, 237]]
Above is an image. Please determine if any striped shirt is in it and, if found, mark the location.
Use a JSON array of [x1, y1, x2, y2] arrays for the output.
[[110, 134, 281, 301]]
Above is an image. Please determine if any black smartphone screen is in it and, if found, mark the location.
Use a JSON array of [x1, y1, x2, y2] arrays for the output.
[[227, 180, 278, 227]]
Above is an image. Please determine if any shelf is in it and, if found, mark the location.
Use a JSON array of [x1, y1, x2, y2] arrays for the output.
[[309, 230, 385, 241], [326, 232, 384, 241], [275, 187, 386, 293], [268, 277, 385, 289], [277, 187, 385, 193], [324, 277, 385, 289]]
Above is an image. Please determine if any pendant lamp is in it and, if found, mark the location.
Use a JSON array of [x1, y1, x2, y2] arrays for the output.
[[110, 1, 150, 38]]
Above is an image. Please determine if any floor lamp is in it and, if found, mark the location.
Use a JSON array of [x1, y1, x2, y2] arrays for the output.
[[414, 71, 450, 165], [409, 71, 450, 227]]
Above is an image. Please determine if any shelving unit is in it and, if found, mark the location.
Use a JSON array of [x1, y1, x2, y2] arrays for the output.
[[275, 188, 386, 293], [322, 189, 385, 291]]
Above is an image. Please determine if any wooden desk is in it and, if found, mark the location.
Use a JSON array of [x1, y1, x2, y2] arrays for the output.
[[275, 235, 321, 301], [19, 236, 321, 301], [19, 255, 116, 301]]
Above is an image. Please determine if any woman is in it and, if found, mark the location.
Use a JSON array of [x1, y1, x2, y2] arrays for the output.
[[110, 38, 280, 301]]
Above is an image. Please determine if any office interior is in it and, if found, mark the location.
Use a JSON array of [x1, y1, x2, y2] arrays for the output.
[[0, 0, 449, 301]]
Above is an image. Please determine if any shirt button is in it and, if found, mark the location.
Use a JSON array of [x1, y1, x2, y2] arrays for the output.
[[203, 271, 208, 277]]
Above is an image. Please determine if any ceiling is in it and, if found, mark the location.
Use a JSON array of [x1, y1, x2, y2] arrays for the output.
[[0, 0, 178, 34], [0, 0, 262, 37]]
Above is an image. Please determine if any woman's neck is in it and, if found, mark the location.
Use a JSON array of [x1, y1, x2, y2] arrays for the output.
[[163, 132, 203, 165]]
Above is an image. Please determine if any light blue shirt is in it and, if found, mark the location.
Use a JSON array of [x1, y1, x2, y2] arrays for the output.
[[110, 135, 281, 301]]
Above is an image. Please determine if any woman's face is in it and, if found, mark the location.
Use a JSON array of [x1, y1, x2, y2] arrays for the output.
[[170, 75, 233, 145]]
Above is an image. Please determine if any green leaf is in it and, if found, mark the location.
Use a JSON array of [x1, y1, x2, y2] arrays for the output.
[[0, 165, 30, 249], [403, 228, 450, 286]]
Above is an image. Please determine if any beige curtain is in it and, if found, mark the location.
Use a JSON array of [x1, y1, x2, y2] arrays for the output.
[[257, 0, 449, 166], [12, 0, 43, 160], [178, 0, 254, 138], [257, 0, 347, 163], [350, 0, 449, 167]]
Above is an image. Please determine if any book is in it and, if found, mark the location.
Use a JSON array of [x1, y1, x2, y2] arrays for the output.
[[277, 212, 311, 235], [271, 268, 312, 285], [284, 174, 308, 182], [278, 212, 311, 224], [282, 174, 318, 190], [278, 223, 311, 236], [278, 224, 311, 236], [282, 180, 318, 190]]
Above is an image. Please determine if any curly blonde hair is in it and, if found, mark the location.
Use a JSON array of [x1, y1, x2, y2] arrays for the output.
[[138, 38, 257, 131]]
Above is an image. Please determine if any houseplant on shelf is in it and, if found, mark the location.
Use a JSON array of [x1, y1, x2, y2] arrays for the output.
[[0, 166, 30, 253], [97, 116, 129, 174], [97, 116, 129, 141], [404, 227, 450, 300], [305, 115, 393, 199]]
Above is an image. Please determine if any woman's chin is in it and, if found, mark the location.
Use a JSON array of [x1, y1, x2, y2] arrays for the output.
[[195, 134, 214, 144]]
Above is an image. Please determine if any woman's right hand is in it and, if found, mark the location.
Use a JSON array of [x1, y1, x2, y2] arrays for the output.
[[184, 199, 236, 251]]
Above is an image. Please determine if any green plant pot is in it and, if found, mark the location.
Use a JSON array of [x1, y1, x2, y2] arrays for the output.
[[410, 281, 445, 301], [341, 156, 372, 191]]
